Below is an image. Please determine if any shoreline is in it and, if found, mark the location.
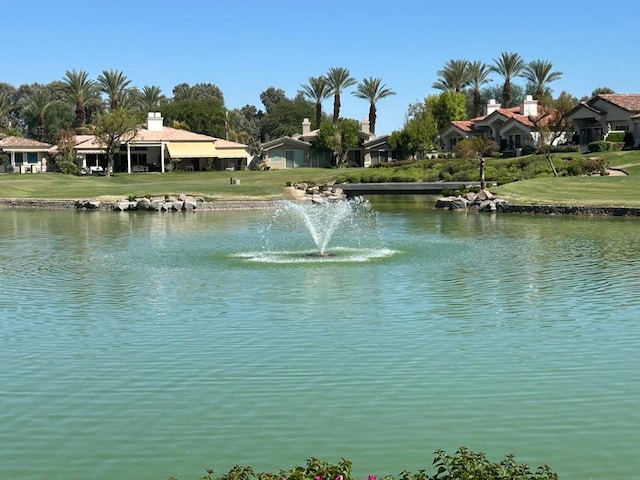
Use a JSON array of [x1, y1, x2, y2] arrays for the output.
[[2, 197, 640, 216]]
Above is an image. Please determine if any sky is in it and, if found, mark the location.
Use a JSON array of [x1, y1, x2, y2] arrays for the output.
[[4, 0, 640, 135]]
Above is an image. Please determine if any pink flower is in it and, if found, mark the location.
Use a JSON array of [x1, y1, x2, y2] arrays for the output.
[[336, 476, 344, 480], [368, 475, 377, 480]]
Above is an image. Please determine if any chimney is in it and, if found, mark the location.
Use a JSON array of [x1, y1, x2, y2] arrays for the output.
[[521, 95, 538, 117], [147, 112, 164, 131], [302, 117, 311, 135], [486, 99, 501, 116], [361, 117, 370, 135]]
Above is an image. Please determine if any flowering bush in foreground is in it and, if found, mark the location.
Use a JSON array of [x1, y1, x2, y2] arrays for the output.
[[172, 447, 558, 480]]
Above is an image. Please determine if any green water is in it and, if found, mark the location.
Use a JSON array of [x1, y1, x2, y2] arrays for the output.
[[1, 204, 639, 480]]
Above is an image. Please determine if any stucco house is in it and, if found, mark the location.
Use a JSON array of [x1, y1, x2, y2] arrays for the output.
[[261, 118, 400, 169], [74, 112, 250, 173], [0, 135, 53, 173], [566, 93, 640, 148], [440, 95, 565, 153]]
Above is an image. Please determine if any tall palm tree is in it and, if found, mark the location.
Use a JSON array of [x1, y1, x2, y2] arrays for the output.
[[432, 59, 471, 93], [22, 85, 58, 140], [97, 69, 132, 111], [299, 76, 331, 129], [521, 59, 563, 101], [135, 85, 167, 112], [352, 77, 396, 135], [325, 67, 357, 123], [60, 69, 98, 129], [467, 61, 492, 117], [490, 52, 525, 108]]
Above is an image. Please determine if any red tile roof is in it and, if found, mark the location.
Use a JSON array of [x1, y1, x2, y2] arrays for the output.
[[597, 94, 640, 112], [0, 136, 52, 149]]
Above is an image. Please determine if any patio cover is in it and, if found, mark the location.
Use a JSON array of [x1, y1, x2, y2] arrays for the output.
[[215, 148, 248, 158], [166, 142, 216, 158]]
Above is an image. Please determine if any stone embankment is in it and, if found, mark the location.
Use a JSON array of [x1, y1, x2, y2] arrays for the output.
[[0, 184, 348, 211], [435, 189, 640, 216], [285, 182, 349, 204], [435, 189, 508, 212], [0, 195, 278, 211]]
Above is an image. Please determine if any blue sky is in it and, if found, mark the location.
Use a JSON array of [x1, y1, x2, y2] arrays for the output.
[[5, 0, 640, 134]]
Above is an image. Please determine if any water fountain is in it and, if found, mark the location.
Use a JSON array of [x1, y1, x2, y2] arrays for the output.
[[239, 198, 395, 263]]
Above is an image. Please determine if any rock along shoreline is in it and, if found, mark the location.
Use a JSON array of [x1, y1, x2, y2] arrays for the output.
[[2, 191, 640, 217]]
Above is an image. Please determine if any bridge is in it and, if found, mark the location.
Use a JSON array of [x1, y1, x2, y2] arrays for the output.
[[336, 181, 492, 197]]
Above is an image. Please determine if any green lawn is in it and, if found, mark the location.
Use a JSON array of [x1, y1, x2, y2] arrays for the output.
[[2, 150, 640, 207], [493, 150, 640, 207], [0, 169, 344, 201]]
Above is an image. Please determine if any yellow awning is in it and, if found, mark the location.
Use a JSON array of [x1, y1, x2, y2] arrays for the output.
[[166, 142, 216, 158], [215, 148, 248, 159]]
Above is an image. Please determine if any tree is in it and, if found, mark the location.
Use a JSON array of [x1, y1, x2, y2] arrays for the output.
[[60, 69, 99, 129], [432, 59, 470, 93], [91, 108, 141, 176], [481, 83, 525, 110], [260, 97, 314, 141], [0, 91, 12, 130], [490, 51, 525, 108], [325, 67, 357, 123], [427, 90, 466, 131], [97, 69, 132, 111], [162, 97, 226, 137], [316, 119, 360, 167], [527, 91, 578, 177], [467, 61, 492, 117], [352, 76, 395, 135], [453, 136, 498, 189], [21, 84, 59, 141], [259, 87, 286, 113], [389, 100, 438, 158], [521, 60, 562, 104], [299, 76, 331, 129], [135, 85, 167, 112]]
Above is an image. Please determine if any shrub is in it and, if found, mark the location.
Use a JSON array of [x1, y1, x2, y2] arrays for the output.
[[606, 131, 625, 143], [624, 132, 635, 148], [192, 449, 557, 480], [587, 140, 609, 152]]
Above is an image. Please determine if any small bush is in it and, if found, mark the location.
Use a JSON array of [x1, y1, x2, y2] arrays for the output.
[[605, 131, 625, 143], [587, 140, 609, 152]]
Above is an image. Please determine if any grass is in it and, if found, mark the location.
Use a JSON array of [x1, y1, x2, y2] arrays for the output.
[[493, 150, 640, 207], [2, 150, 640, 207], [0, 169, 344, 201]]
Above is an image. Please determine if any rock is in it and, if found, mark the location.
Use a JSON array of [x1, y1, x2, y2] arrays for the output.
[[171, 201, 184, 211], [149, 200, 163, 211], [136, 197, 151, 210], [435, 196, 468, 210], [476, 189, 494, 201]]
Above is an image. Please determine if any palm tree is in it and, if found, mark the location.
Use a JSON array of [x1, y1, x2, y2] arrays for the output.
[[432, 59, 471, 93], [490, 52, 525, 108], [299, 76, 331, 129], [60, 69, 98, 129], [521, 59, 563, 101], [22, 85, 58, 140], [135, 85, 167, 112], [97, 69, 132, 111], [467, 61, 492, 117], [325, 67, 357, 123], [352, 77, 396, 135]]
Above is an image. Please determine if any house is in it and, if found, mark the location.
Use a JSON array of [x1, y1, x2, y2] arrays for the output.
[[440, 95, 565, 153], [567, 94, 640, 148], [0, 135, 53, 173], [261, 117, 400, 169], [74, 112, 250, 173]]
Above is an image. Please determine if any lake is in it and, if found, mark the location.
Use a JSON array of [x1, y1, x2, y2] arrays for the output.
[[1, 199, 639, 480]]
